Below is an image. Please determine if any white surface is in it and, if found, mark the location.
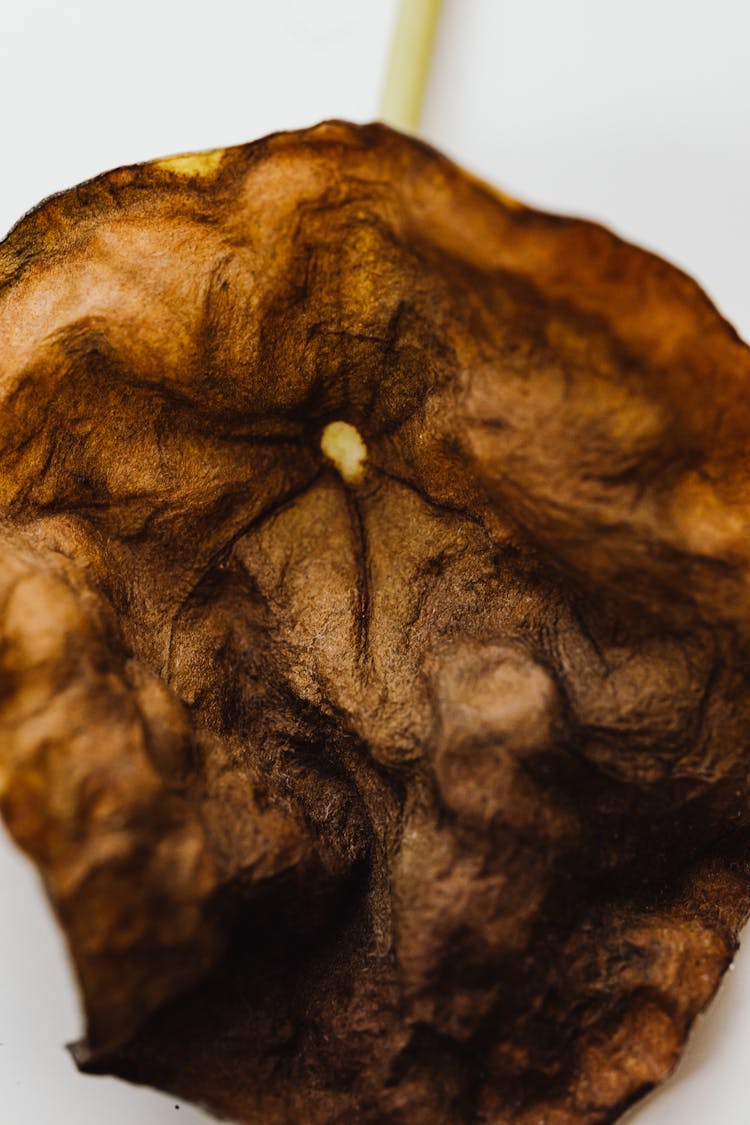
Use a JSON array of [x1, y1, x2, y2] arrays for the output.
[[0, 2, 748, 1122]]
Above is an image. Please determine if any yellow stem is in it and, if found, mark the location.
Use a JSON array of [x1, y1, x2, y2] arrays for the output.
[[379, 0, 444, 134]]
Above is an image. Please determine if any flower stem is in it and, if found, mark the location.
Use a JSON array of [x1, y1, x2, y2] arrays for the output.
[[379, 0, 444, 134]]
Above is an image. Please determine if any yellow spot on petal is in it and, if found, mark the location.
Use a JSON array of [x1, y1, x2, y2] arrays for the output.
[[320, 421, 368, 485], [155, 148, 225, 178]]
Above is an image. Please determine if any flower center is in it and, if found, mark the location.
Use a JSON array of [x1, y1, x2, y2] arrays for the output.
[[320, 421, 367, 484]]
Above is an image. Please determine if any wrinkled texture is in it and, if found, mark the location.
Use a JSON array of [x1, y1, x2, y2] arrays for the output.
[[1, 121, 750, 1124]]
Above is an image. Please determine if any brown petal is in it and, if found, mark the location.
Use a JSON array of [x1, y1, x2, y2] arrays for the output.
[[1, 121, 749, 1124]]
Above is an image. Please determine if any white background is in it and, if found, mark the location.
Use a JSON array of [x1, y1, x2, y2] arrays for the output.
[[0, 2, 748, 1122]]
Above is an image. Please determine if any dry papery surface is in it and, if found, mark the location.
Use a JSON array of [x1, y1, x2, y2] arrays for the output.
[[2, 121, 750, 1125]]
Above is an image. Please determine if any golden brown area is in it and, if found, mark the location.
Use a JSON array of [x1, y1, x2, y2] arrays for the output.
[[1, 121, 750, 1125]]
